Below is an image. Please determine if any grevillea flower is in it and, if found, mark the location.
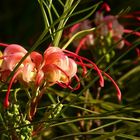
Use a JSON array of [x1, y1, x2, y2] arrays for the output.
[[40, 47, 78, 88], [94, 12, 125, 49], [35, 46, 121, 101], [68, 20, 94, 54], [94, 2, 118, 36], [28, 47, 78, 120], [31, 46, 104, 90], [0, 43, 36, 108], [65, 4, 124, 54], [0, 43, 121, 108], [96, 3, 140, 48], [29, 46, 103, 90], [95, 14, 124, 36]]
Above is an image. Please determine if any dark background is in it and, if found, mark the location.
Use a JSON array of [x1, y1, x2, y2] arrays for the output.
[[0, 0, 139, 48]]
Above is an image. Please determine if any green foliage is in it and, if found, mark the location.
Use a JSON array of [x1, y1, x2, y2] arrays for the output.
[[0, 0, 140, 140]]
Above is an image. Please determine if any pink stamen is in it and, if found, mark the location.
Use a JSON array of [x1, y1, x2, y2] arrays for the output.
[[123, 39, 132, 47], [4, 70, 21, 108], [77, 61, 104, 87], [122, 15, 140, 21], [56, 82, 71, 89], [78, 58, 87, 76], [102, 71, 122, 101], [124, 29, 140, 36], [76, 37, 87, 54], [70, 23, 80, 33], [64, 50, 121, 101], [64, 50, 104, 87], [99, 2, 111, 13], [0, 43, 9, 47], [57, 75, 80, 91]]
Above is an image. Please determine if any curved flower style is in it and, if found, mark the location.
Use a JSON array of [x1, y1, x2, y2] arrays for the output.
[[70, 20, 94, 46], [0, 43, 36, 108], [62, 49, 121, 101], [68, 20, 94, 54], [121, 12, 140, 47]]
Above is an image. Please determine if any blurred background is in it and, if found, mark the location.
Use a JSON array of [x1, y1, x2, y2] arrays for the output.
[[0, 0, 140, 139], [0, 0, 139, 47]]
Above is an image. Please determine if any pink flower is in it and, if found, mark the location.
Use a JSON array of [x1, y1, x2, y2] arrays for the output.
[[95, 4, 140, 48], [0, 43, 35, 83], [94, 12, 125, 49], [36, 46, 121, 101], [0, 43, 121, 108], [0, 43, 36, 108], [68, 20, 94, 54], [33, 46, 103, 90], [30, 51, 43, 68], [42, 47, 77, 86]]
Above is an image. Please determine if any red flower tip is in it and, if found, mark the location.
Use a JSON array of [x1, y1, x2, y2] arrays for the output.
[[70, 23, 80, 33], [118, 92, 122, 102], [124, 29, 140, 37], [99, 78, 104, 88], [102, 71, 122, 101], [3, 98, 9, 108], [136, 48, 140, 57], [3, 71, 20, 108], [100, 2, 111, 12]]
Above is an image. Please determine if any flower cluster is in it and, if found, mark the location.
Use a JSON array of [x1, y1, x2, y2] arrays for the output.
[[0, 43, 35, 84], [66, 3, 140, 64], [0, 43, 121, 109], [94, 12, 124, 49], [0, 43, 77, 108], [2, 1, 140, 139], [67, 3, 124, 55]]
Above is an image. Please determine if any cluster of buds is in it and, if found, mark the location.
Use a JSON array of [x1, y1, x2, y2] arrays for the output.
[[0, 42, 121, 109], [6, 104, 33, 139]]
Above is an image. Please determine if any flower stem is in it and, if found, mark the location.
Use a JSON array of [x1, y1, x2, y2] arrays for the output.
[[53, 0, 74, 47]]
